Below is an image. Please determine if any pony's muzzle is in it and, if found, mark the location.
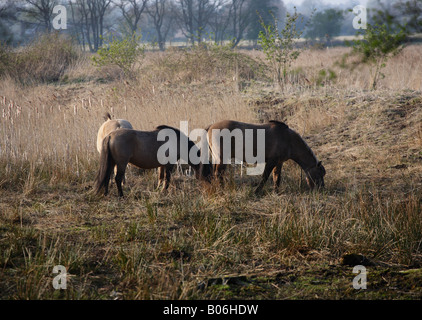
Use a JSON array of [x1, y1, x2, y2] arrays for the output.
[[306, 177, 324, 189]]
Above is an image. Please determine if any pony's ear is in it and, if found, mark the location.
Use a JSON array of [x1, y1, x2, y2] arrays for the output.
[[104, 112, 112, 121]]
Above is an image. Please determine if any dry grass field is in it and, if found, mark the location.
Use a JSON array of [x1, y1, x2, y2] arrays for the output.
[[0, 36, 421, 300]]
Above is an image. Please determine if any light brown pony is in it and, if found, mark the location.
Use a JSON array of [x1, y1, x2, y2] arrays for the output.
[[96, 112, 133, 153], [205, 120, 326, 193], [97, 113, 134, 184], [94, 125, 211, 197]]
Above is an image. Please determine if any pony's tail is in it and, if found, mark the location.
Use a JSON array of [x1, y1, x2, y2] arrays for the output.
[[94, 135, 114, 195]]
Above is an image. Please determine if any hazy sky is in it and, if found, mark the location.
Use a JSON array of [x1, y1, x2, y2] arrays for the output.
[[283, 0, 368, 5]]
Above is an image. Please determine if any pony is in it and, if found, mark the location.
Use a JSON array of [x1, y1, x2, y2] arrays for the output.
[[205, 120, 326, 193], [94, 125, 211, 197], [96, 113, 134, 185], [96, 112, 133, 153]]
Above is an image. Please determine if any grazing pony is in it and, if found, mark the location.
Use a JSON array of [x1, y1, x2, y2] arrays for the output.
[[96, 112, 133, 153], [96, 113, 134, 185], [94, 125, 211, 197], [205, 120, 326, 193]]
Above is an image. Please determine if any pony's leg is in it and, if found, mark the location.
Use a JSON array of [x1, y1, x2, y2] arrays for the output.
[[162, 165, 174, 191], [113, 165, 124, 185], [104, 181, 109, 196], [113, 166, 117, 184], [110, 166, 126, 185], [157, 166, 165, 189], [115, 163, 127, 197], [272, 162, 283, 191], [214, 163, 226, 185], [104, 162, 115, 196], [255, 161, 277, 194]]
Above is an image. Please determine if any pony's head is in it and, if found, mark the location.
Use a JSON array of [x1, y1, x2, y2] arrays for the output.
[[305, 161, 326, 189]]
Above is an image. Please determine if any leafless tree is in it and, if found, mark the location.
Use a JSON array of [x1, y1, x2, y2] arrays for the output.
[[208, 0, 252, 47], [228, 0, 251, 47], [19, 0, 58, 32], [147, 0, 174, 51], [208, 1, 230, 44], [175, 0, 221, 44], [0, 0, 19, 19], [0, 0, 19, 42], [114, 0, 148, 35], [69, 0, 112, 52]]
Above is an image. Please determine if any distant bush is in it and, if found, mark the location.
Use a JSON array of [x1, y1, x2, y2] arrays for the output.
[[149, 42, 268, 84], [0, 42, 12, 77], [92, 33, 145, 79], [347, 23, 406, 90], [2, 33, 79, 84], [258, 9, 304, 89], [315, 68, 337, 87]]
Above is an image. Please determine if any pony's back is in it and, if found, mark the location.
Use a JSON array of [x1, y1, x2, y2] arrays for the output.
[[96, 115, 133, 153]]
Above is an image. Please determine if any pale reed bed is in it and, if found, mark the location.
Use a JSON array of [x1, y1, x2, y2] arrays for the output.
[[0, 73, 257, 185], [0, 44, 421, 187]]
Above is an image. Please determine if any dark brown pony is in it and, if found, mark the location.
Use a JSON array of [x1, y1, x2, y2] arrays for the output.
[[94, 125, 211, 197], [205, 120, 326, 193]]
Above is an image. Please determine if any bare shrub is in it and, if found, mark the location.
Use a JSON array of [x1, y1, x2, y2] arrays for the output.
[[146, 44, 268, 84], [5, 33, 79, 84]]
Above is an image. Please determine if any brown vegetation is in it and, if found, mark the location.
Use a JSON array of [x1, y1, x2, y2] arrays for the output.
[[0, 35, 421, 299]]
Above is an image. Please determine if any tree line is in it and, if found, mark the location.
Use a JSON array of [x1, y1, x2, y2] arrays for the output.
[[0, 0, 421, 51], [0, 0, 286, 51]]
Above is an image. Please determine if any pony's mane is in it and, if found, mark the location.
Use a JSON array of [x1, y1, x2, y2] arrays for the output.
[[155, 125, 185, 141], [291, 129, 318, 165], [155, 125, 192, 144], [270, 120, 314, 162], [155, 124, 179, 132], [269, 120, 289, 129]]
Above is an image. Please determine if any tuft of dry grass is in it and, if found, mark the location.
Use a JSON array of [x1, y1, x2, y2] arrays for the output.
[[143, 45, 268, 85], [1, 33, 79, 85], [247, 45, 422, 93]]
